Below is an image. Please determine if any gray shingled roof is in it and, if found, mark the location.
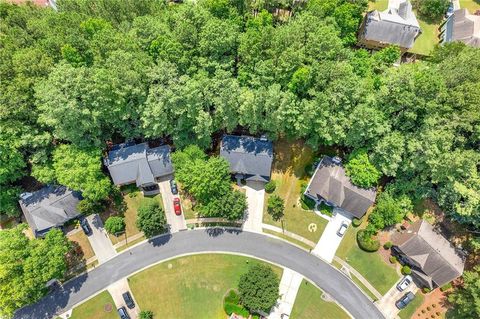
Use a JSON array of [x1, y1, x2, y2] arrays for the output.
[[220, 135, 273, 183], [361, 0, 421, 49], [19, 185, 82, 238], [106, 143, 173, 187], [392, 220, 465, 288], [446, 9, 480, 48], [304, 156, 377, 218]]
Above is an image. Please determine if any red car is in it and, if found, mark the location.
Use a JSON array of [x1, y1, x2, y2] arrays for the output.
[[173, 198, 182, 216]]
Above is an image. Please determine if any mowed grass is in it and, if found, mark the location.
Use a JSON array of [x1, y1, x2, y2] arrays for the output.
[[410, 14, 439, 56], [336, 226, 399, 295], [68, 230, 94, 260], [128, 254, 283, 319], [368, 0, 388, 11], [263, 139, 327, 243], [290, 280, 350, 319], [460, 0, 480, 12], [69, 291, 117, 319], [398, 292, 425, 319]]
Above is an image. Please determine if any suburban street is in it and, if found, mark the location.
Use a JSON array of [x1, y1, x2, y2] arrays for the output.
[[14, 229, 384, 319]]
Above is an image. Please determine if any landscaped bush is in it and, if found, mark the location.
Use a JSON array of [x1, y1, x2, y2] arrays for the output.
[[440, 282, 452, 291], [427, 306, 432, 311], [264, 180, 276, 193], [357, 229, 380, 252], [352, 217, 362, 227], [223, 289, 249, 317], [383, 241, 393, 249], [389, 256, 398, 264], [318, 202, 333, 217], [401, 265, 412, 275], [104, 216, 125, 235], [423, 287, 432, 293], [432, 304, 437, 308], [139, 310, 154, 319]]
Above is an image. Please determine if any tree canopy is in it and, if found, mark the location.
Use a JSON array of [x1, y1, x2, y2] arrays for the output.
[[136, 200, 167, 238], [238, 264, 280, 313]]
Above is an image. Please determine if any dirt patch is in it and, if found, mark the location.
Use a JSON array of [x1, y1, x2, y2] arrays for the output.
[[412, 288, 450, 319]]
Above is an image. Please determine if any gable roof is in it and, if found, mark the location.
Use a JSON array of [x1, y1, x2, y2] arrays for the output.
[[19, 185, 82, 237], [304, 156, 377, 218], [447, 9, 480, 48], [220, 135, 273, 183], [106, 143, 173, 187], [392, 220, 465, 288], [361, 0, 421, 49]]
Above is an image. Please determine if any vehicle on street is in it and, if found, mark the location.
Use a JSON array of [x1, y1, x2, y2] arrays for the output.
[[337, 222, 348, 237], [170, 179, 178, 195], [80, 219, 92, 236], [173, 197, 182, 215], [117, 306, 130, 319], [395, 292, 415, 309], [396, 275, 413, 291], [122, 291, 135, 309]]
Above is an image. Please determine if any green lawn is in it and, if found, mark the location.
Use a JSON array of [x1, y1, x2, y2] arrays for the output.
[[410, 14, 439, 56], [263, 140, 328, 243], [290, 280, 349, 319], [128, 254, 282, 319], [336, 227, 399, 295], [460, 0, 480, 12], [70, 291, 117, 319], [398, 292, 425, 319], [368, 0, 388, 11]]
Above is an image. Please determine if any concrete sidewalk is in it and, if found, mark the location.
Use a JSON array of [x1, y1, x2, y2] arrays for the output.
[[243, 181, 265, 233], [268, 269, 303, 319], [86, 214, 117, 264]]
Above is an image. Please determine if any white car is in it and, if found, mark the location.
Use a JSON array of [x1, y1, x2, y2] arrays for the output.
[[337, 222, 348, 237], [396, 275, 413, 291]]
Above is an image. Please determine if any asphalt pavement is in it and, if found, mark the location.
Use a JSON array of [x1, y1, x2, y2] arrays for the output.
[[14, 229, 384, 319]]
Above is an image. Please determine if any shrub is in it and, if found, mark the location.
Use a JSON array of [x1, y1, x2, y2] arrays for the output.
[[318, 202, 333, 217], [139, 310, 154, 319], [357, 229, 380, 252], [77, 198, 106, 215], [345, 148, 381, 188], [431, 315, 435, 318], [223, 289, 250, 317], [383, 241, 393, 249], [352, 217, 362, 227], [267, 195, 285, 221], [300, 195, 316, 210], [427, 306, 432, 311], [104, 216, 125, 235], [436, 311, 440, 315], [136, 201, 167, 238], [264, 180, 276, 193], [432, 304, 437, 308], [422, 309, 426, 313], [440, 282, 452, 291], [401, 265, 411, 275], [389, 256, 398, 264], [423, 287, 431, 293]]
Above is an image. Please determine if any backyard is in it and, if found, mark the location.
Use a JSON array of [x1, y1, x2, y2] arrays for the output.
[[336, 225, 400, 295], [128, 254, 282, 319], [263, 140, 328, 243], [290, 280, 350, 319], [69, 291, 117, 319], [460, 0, 480, 12]]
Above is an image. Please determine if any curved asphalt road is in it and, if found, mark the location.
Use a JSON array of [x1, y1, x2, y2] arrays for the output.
[[15, 229, 384, 319]]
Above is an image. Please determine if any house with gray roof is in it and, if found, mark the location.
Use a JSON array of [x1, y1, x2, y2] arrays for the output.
[[220, 135, 273, 183], [19, 185, 82, 238], [105, 142, 174, 194], [358, 0, 421, 51], [440, 8, 480, 48], [392, 219, 465, 289], [304, 156, 377, 219]]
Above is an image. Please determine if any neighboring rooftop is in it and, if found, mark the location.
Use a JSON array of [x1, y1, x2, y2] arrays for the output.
[[304, 156, 377, 218], [220, 135, 273, 183], [105, 143, 173, 187], [359, 0, 421, 49], [443, 8, 480, 48], [392, 219, 465, 288], [19, 185, 82, 238]]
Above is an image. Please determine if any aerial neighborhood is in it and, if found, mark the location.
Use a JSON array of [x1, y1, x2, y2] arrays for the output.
[[0, 1, 478, 319]]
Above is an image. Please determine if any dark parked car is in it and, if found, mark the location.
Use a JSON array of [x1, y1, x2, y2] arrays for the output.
[[117, 306, 130, 319], [170, 179, 178, 195], [122, 291, 135, 309], [395, 292, 415, 309], [80, 219, 92, 236]]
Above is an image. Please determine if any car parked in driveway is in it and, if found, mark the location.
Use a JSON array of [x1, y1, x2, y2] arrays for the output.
[[117, 306, 130, 319], [80, 219, 92, 236], [122, 291, 135, 309], [395, 292, 415, 309], [397, 275, 413, 291], [173, 198, 182, 215], [337, 222, 348, 237], [170, 179, 178, 195]]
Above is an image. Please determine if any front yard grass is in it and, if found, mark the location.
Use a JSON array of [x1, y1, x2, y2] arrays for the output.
[[336, 227, 399, 295], [68, 230, 94, 260], [410, 15, 439, 56], [398, 292, 425, 319], [290, 280, 349, 319], [460, 0, 480, 12], [69, 290, 117, 319], [128, 254, 282, 319], [263, 139, 328, 243]]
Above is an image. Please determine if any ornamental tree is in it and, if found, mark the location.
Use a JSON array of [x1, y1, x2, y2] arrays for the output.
[[267, 195, 285, 221], [104, 216, 125, 235], [136, 201, 167, 238], [238, 264, 280, 313]]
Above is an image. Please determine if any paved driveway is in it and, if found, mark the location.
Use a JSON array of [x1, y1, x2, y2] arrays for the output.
[[312, 209, 352, 263], [377, 277, 418, 318], [15, 230, 384, 319], [158, 179, 186, 233], [243, 181, 265, 232], [107, 278, 140, 319], [85, 214, 117, 264]]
